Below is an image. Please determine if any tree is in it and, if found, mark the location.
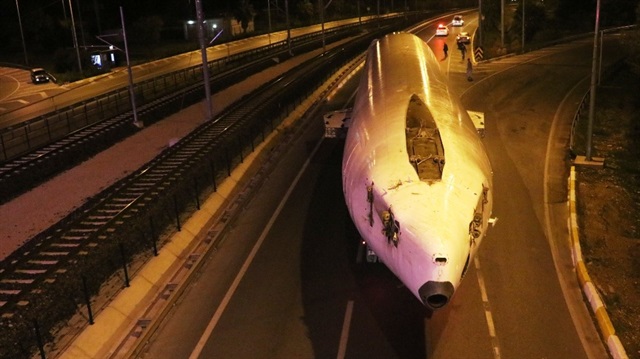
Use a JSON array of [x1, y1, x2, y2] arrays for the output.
[[509, 1, 547, 47], [621, 2, 640, 75], [131, 16, 164, 45], [297, 0, 315, 24], [554, 0, 594, 32], [233, 0, 256, 33]]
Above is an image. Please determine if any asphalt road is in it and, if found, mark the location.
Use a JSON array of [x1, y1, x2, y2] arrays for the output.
[[138, 20, 619, 359]]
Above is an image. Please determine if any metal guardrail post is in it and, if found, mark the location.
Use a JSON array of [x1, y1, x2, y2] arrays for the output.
[[119, 242, 130, 287], [81, 275, 94, 325], [173, 194, 181, 231], [193, 177, 201, 210]]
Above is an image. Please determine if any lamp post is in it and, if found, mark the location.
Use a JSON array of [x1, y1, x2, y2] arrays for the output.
[[68, 0, 83, 73], [319, 0, 333, 53], [96, 7, 141, 128], [500, 0, 504, 47], [61, 0, 67, 20], [195, 0, 213, 121], [267, 0, 272, 44], [120, 6, 142, 128], [319, 0, 325, 53], [15, 0, 28, 66], [478, 0, 483, 47], [521, 0, 525, 52], [586, 0, 601, 161], [285, 0, 292, 55]]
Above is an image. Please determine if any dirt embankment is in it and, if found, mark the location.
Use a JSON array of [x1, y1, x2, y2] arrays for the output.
[[576, 63, 640, 358]]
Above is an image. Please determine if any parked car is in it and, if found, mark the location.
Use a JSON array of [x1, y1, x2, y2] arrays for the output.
[[452, 15, 464, 27], [456, 32, 471, 44], [30, 68, 49, 84], [435, 24, 449, 36]]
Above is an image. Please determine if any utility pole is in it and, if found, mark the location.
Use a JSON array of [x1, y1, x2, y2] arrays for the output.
[[267, 0, 272, 44], [586, 0, 601, 161], [285, 0, 292, 55], [195, 0, 212, 121], [521, 0, 525, 52], [61, 0, 67, 21], [120, 7, 142, 128], [97, 8, 141, 128], [15, 0, 28, 66], [500, 0, 504, 47], [68, 0, 83, 73], [319, 0, 325, 53], [76, 0, 87, 48], [478, 0, 483, 47]]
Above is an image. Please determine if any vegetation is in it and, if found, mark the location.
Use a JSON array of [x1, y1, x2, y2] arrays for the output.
[[479, 0, 640, 58], [574, 59, 640, 358]]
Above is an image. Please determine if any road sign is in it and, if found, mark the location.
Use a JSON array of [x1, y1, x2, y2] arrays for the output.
[[474, 46, 484, 61]]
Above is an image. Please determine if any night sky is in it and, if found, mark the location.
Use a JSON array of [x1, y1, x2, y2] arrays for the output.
[[0, 1, 253, 53], [1, 0, 638, 62]]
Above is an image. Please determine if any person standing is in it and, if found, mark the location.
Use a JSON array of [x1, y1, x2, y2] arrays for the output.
[[443, 43, 449, 59], [461, 43, 467, 60], [466, 58, 473, 81]]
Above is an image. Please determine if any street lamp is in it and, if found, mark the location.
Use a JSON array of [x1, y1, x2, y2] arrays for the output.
[[120, 6, 141, 128], [319, 0, 334, 53], [586, 0, 601, 162], [96, 7, 142, 128], [478, 0, 483, 47], [267, 0, 272, 44], [319, 0, 325, 53], [195, 0, 213, 121], [15, 0, 28, 66], [285, 0, 292, 55], [68, 0, 83, 73], [522, 0, 525, 52]]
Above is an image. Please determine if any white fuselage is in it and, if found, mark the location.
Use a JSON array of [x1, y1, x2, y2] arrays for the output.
[[342, 33, 493, 309]]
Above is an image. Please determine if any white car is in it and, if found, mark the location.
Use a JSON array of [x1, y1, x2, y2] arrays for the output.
[[435, 24, 449, 36], [456, 31, 471, 44], [452, 15, 464, 27]]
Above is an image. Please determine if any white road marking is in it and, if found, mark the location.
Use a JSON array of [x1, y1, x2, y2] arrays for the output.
[[188, 127, 325, 359], [336, 300, 354, 359], [475, 256, 501, 359]]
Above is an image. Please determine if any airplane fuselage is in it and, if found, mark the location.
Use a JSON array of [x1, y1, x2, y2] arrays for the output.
[[342, 33, 493, 310]]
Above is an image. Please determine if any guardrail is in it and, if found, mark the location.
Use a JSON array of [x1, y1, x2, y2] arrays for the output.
[[566, 25, 635, 155], [568, 57, 624, 156]]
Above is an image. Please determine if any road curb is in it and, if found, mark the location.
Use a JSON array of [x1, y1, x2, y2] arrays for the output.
[[567, 166, 628, 359]]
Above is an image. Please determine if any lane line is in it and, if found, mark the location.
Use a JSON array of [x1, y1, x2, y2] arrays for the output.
[[475, 256, 501, 359], [336, 300, 354, 359], [189, 128, 325, 359], [0, 73, 21, 102]]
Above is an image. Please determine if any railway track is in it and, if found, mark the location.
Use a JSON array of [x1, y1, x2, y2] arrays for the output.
[[0, 21, 373, 205], [0, 23, 399, 358]]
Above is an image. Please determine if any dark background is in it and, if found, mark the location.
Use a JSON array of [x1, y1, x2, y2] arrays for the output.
[[1, 0, 638, 77]]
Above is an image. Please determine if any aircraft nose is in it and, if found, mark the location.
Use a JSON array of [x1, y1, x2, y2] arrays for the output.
[[419, 281, 454, 309]]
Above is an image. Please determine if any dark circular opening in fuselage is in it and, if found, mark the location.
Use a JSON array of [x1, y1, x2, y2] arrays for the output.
[[426, 294, 448, 308]]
